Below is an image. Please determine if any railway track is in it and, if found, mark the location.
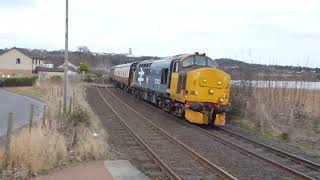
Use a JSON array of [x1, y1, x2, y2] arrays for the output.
[[196, 126, 320, 180], [99, 111, 170, 179], [96, 86, 237, 180]]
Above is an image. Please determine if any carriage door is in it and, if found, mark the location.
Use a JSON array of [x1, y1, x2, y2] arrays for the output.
[[128, 63, 137, 87]]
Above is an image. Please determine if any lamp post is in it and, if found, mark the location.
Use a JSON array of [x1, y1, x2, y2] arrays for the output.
[[63, 0, 69, 113]]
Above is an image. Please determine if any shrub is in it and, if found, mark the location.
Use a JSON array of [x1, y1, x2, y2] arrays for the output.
[[280, 132, 290, 142], [2, 76, 37, 87], [79, 63, 89, 73], [84, 73, 96, 82], [71, 109, 90, 126]]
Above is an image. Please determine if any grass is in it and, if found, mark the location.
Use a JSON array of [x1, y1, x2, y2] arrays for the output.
[[0, 80, 108, 179], [5, 86, 48, 102], [0, 126, 67, 179], [230, 79, 320, 155]]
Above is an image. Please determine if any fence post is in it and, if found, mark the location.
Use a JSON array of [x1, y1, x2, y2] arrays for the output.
[[73, 91, 76, 109], [68, 97, 73, 115], [42, 105, 46, 127], [29, 104, 34, 133], [6, 112, 13, 167], [58, 100, 62, 116]]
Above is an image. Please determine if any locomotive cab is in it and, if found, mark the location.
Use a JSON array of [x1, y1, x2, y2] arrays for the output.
[[169, 53, 231, 125]]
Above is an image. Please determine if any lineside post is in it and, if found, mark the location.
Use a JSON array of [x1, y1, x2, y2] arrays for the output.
[[6, 112, 13, 167], [29, 104, 34, 133], [63, 0, 69, 114]]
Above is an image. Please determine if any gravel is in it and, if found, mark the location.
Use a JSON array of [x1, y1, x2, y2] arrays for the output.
[[107, 86, 306, 180], [86, 87, 168, 180], [98, 87, 224, 179]]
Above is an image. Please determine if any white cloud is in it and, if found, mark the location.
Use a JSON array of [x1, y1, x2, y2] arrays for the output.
[[0, 0, 319, 67]]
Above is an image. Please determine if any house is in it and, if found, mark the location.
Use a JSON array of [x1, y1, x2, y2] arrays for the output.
[[0, 48, 45, 78], [35, 62, 79, 81], [35, 67, 64, 80]]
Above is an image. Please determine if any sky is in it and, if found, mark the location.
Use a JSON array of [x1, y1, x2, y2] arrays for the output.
[[0, 0, 319, 67]]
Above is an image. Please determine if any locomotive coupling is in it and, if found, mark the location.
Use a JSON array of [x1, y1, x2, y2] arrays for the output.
[[185, 101, 232, 113], [188, 102, 203, 112]]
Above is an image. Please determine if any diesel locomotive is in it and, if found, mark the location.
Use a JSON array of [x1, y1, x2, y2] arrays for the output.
[[110, 53, 231, 126]]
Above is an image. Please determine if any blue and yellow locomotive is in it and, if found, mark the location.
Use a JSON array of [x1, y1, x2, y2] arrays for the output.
[[110, 53, 231, 126]]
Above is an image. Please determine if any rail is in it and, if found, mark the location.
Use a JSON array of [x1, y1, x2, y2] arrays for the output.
[[97, 85, 237, 180]]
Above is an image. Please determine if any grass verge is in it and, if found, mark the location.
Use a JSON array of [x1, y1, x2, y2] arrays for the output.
[[1, 80, 108, 179]]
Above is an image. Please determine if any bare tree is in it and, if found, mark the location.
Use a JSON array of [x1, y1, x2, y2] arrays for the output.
[[77, 46, 90, 53], [77, 46, 90, 64]]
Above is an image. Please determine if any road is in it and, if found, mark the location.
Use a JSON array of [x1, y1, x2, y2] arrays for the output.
[[0, 89, 45, 137]]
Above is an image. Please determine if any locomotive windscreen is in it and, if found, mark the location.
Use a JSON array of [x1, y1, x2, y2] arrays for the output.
[[182, 55, 217, 68]]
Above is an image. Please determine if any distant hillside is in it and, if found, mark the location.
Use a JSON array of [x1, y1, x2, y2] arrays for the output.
[[0, 48, 160, 70], [1, 48, 319, 80], [215, 58, 320, 81], [215, 58, 319, 72]]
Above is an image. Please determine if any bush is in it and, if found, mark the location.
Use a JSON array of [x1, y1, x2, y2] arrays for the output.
[[2, 76, 37, 87], [71, 109, 90, 126], [84, 73, 96, 82], [80, 63, 89, 73], [280, 132, 290, 142]]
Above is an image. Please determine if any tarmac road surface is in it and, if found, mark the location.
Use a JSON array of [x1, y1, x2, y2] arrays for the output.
[[0, 89, 45, 137]]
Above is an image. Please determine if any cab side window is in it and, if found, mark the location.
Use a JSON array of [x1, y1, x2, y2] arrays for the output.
[[173, 62, 179, 72]]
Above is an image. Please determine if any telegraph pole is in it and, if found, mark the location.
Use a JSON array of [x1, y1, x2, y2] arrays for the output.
[[63, 0, 69, 113]]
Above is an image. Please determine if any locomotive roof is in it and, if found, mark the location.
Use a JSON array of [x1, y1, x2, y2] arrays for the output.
[[112, 62, 133, 68], [112, 53, 211, 68], [138, 54, 191, 65]]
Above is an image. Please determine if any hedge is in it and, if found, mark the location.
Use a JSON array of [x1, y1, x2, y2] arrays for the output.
[[0, 76, 37, 87]]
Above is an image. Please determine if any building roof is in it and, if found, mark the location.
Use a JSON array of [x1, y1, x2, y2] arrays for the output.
[[0, 47, 46, 60], [58, 62, 78, 71], [35, 67, 64, 73]]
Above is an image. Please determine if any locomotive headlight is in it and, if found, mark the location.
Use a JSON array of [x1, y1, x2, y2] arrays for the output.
[[208, 89, 214, 94], [191, 91, 198, 95]]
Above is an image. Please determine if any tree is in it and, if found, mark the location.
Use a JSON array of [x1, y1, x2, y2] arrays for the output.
[[80, 63, 89, 73], [77, 46, 90, 53]]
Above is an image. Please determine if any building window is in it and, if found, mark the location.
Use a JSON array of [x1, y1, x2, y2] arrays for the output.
[[16, 58, 21, 64], [18, 69, 23, 76]]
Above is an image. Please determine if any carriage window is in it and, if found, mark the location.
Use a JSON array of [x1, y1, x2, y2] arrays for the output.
[[161, 68, 168, 84]]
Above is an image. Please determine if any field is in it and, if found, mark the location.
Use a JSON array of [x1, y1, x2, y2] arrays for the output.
[[230, 84, 320, 155]]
